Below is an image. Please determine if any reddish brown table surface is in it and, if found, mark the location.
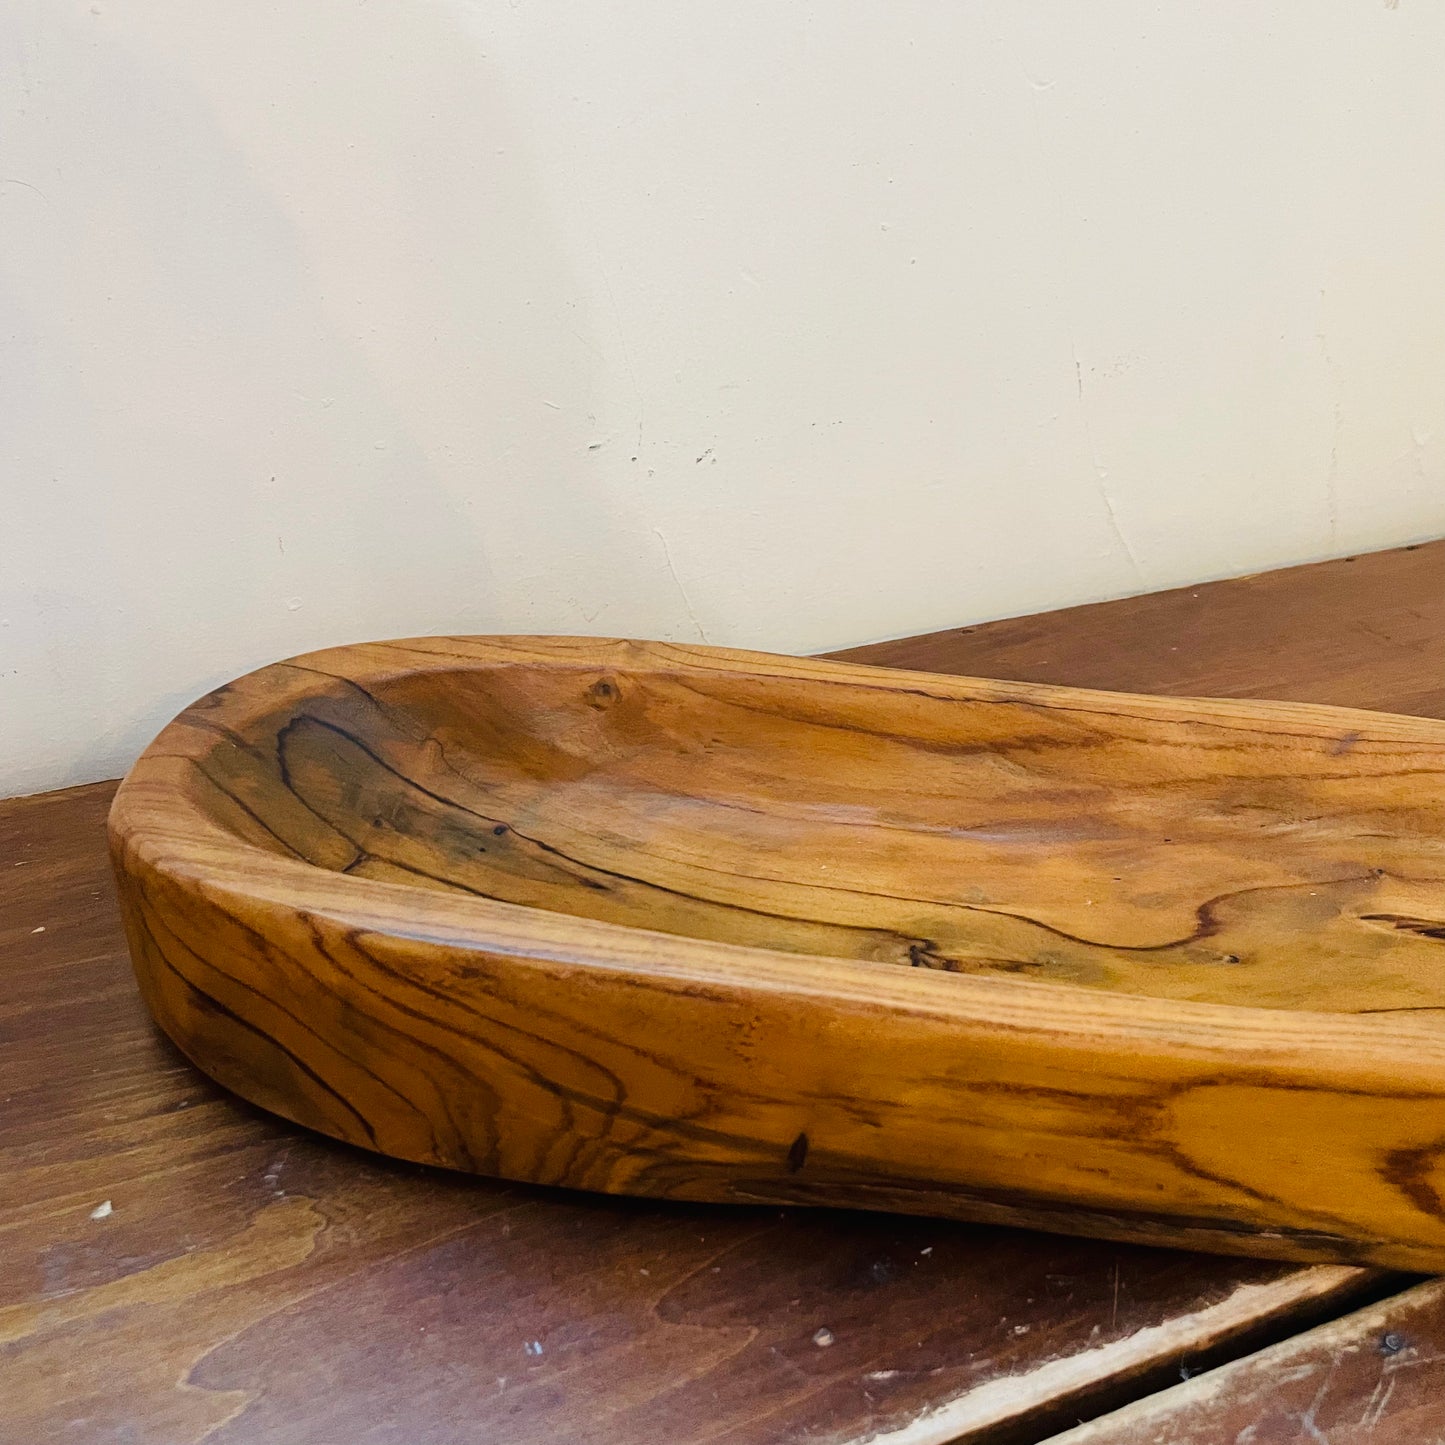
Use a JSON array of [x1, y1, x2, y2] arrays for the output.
[[7, 540, 1445, 1444]]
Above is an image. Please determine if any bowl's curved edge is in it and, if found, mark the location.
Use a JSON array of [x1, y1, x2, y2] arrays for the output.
[[107, 634, 1445, 1271]]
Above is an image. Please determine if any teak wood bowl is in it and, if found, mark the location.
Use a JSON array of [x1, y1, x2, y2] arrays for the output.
[[109, 636, 1445, 1270]]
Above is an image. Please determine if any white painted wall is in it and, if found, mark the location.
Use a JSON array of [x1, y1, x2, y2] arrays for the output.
[[4, 2, 1445, 797]]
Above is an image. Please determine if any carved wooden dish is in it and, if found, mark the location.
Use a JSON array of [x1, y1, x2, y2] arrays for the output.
[[109, 636, 1445, 1270]]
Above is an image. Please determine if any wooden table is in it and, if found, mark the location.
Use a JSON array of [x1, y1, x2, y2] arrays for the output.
[[6, 540, 1445, 1445]]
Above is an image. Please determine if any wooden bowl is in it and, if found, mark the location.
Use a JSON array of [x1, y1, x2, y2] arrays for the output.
[[109, 636, 1445, 1269]]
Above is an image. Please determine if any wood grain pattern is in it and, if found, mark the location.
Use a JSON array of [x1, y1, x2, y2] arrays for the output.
[[6, 784, 1381, 1445], [108, 629, 1445, 1270], [1041, 1276, 1445, 1443]]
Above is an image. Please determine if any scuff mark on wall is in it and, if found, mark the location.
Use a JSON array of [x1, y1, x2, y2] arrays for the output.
[[653, 528, 709, 642], [1002, 15, 1146, 590], [1092, 472, 1146, 588], [1317, 314, 1344, 549], [1071, 337, 1146, 587]]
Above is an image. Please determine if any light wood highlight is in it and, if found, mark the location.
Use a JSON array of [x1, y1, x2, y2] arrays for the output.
[[108, 635, 1445, 1269]]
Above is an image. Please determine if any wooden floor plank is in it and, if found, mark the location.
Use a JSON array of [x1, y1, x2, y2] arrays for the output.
[[8, 538, 1445, 1443], [1038, 1278, 1445, 1444]]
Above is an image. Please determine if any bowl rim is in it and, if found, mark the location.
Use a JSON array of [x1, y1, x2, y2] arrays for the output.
[[107, 632, 1445, 1075]]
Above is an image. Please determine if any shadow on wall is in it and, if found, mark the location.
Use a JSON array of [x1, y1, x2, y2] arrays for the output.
[[1, 1, 670, 794]]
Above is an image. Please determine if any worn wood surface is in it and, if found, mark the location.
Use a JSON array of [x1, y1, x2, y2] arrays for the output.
[[8, 538, 1445, 1443], [1041, 1276, 1445, 1443], [111, 623, 1445, 1268]]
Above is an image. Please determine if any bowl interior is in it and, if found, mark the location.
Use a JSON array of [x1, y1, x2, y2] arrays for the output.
[[193, 659, 1445, 1013]]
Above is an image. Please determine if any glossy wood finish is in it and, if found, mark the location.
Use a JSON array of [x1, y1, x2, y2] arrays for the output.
[[111, 630, 1445, 1269], [1043, 1276, 1445, 1444], [2, 784, 1383, 1445]]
